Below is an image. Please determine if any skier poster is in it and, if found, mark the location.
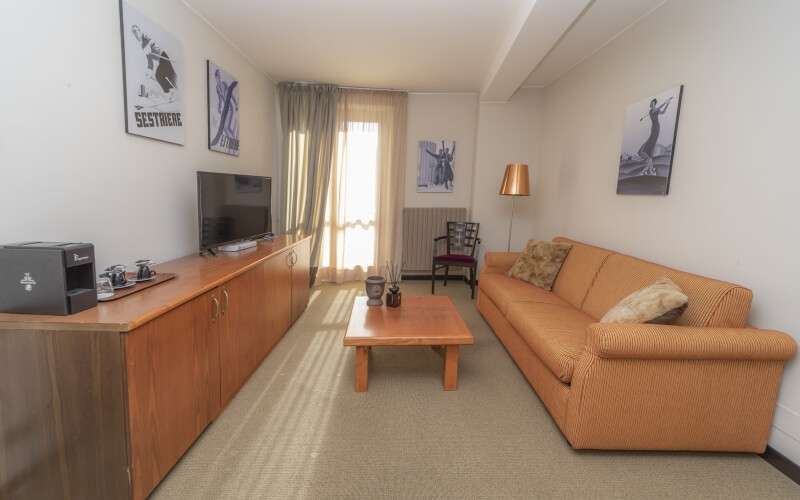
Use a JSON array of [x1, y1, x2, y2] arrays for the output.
[[207, 60, 240, 156], [119, 1, 185, 145]]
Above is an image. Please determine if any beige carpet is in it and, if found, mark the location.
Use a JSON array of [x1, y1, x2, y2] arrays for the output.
[[151, 280, 799, 499]]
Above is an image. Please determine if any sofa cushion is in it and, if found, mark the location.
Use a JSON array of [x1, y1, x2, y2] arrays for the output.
[[551, 237, 615, 309], [506, 302, 594, 383], [506, 239, 572, 291], [600, 276, 688, 324], [582, 253, 753, 327], [479, 273, 570, 314]]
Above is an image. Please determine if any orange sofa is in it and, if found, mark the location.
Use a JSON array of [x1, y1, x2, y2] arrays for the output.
[[477, 237, 797, 452]]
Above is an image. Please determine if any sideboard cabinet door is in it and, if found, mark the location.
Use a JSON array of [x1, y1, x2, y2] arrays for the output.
[[125, 289, 220, 500], [219, 266, 266, 408], [291, 238, 311, 323]]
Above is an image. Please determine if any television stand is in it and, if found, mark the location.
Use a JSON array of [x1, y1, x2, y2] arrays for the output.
[[218, 240, 257, 252]]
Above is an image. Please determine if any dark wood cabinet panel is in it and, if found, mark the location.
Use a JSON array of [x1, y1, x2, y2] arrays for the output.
[[0, 330, 129, 500]]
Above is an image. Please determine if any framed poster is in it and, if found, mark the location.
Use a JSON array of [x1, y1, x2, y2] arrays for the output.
[[207, 60, 240, 155], [119, 1, 184, 145], [617, 85, 683, 195], [417, 140, 455, 193]]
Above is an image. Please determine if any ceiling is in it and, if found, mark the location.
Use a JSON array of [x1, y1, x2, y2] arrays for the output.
[[182, 0, 665, 102]]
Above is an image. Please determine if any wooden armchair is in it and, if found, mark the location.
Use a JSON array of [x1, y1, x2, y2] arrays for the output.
[[432, 222, 481, 299]]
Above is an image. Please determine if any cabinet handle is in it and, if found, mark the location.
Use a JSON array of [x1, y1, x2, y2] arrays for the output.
[[286, 252, 293, 268], [212, 295, 219, 323], [221, 288, 229, 315], [292, 251, 298, 266]]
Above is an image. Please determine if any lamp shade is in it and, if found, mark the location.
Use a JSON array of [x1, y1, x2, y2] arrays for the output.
[[499, 163, 530, 196]]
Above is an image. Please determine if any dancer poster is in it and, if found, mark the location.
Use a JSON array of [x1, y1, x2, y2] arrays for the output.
[[119, 1, 184, 145], [207, 61, 240, 156], [617, 85, 683, 195], [417, 140, 455, 193]]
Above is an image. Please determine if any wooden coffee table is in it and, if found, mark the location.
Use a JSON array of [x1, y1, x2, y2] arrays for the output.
[[343, 295, 474, 391]]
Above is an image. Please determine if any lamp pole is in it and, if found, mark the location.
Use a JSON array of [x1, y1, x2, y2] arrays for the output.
[[499, 163, 530, 253], [507, 196, 516, 252]]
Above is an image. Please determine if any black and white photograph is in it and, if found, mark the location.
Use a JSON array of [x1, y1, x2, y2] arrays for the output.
[[119, 1, 184, 145], [617, 85, 683, 195], [207, 60, 240, 156], [417, 140, 456, 193]]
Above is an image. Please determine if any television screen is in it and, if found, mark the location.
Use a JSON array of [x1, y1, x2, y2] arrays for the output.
[[197, 171, 272, 251]]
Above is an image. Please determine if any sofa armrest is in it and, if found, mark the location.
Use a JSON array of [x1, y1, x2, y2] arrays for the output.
[[567, 323, 797, 451], [482, 251, 521, 274], [585, 323, 797, 361]]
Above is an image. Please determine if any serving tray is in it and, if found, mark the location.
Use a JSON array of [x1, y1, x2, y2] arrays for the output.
[[98, 272, 178, 302]]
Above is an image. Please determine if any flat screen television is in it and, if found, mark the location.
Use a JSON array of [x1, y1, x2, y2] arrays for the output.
[[197, 171, 272, 252]]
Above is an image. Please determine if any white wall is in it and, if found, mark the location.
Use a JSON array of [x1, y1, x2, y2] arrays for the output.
[[533, 0, 800, 462], [404, 94, 479, 212], [403, 91, 544, 274], [472, 87, 544, 269], [0, 0, 276, 270]]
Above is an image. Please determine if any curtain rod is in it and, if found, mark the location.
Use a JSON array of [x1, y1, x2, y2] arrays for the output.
[[280, 81, 408, 93], [338, 85, 408, 93]]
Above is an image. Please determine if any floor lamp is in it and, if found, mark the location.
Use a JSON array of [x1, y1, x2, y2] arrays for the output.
[[499, 163, 530, 251]]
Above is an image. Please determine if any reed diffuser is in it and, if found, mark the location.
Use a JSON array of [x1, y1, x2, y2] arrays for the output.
[[385, 260, 404, 307]]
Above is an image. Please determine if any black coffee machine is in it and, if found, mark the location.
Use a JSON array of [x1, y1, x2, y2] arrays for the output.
[[0, 242, 97, 315]]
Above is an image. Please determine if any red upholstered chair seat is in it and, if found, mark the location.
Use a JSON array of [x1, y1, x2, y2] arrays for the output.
[[437, 254, 476, 264]]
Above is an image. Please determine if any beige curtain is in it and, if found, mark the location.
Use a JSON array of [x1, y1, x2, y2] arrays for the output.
[[315, 89, 407, 284]]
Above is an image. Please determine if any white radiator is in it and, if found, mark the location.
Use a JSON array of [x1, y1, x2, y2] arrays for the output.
[[402, 207, 467, 272]]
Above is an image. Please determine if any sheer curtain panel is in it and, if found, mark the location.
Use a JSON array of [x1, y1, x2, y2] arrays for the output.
[[316, 89, 407, 284]]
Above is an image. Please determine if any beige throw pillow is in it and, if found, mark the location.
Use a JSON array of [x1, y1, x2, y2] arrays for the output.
[[505, 239, 572, 291], [600, 276, 689, 324]]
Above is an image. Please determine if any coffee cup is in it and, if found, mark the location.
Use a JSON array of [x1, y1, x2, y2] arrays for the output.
[[134, 259, 156, 280], [101, 265, 127, 287], [137, 265, 156, 280]]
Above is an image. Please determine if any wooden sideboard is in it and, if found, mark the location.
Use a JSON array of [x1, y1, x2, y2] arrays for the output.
[[0, 235, 311, 500]]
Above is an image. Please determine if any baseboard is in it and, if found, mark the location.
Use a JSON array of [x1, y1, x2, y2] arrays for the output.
[[770, 404, 800, 465], [402, 274, 452, 281], [761, 446, 800, 485], [401, 274, 477, 285]]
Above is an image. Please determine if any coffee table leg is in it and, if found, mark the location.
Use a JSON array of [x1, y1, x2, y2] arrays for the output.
[[355, 346, 369, 392], [443, 345, 459, 390]]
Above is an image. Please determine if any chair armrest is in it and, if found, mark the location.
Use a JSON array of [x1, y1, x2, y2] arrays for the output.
[[432, 235, 446, 258], [585, 323, 797, 361], [481, 251, 521, 274]]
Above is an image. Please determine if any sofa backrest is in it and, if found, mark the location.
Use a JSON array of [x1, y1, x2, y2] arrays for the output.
[[581, 253, 753, 327], [551, 237, 614, 310]]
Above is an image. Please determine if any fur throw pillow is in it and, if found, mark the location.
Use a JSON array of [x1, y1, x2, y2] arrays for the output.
[[600, 276, 689, 324], [505, 239, 572, 291]]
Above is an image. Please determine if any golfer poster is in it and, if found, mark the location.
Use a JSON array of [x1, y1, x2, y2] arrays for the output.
[[616, 85, 683, 195], [119, 1, 185, 145]]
